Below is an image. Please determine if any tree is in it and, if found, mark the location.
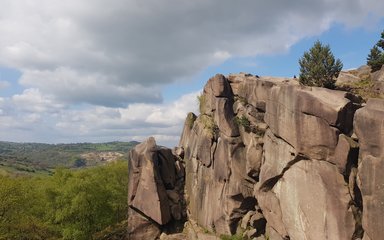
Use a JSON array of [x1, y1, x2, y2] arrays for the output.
[[0, 160, 128, 240], [367, 45, 384, 72], [299, 40, 343, 89], [377, 30, 384, 49], [367, 30, 384, 72]]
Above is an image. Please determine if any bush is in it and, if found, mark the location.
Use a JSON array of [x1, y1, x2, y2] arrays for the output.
[[299, 40, 343, 89], [367, 30, 384, 72], [200, 115, 218, 135], [220, 232, 245, 240], [197, 93, 207, 114], [186, 112, 197, 129], [234, 116, 251, 132]]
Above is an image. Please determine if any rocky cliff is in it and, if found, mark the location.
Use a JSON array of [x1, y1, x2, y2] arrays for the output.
[[128, 73, 384, 240]]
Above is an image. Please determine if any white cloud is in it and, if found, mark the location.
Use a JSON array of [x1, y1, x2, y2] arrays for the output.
[[1, 0, 383, 107], [19, 67, 162, 106], [0, 90, 199, 146], [0, 0, 384, 144], [0, 81, 10, 90], [12, 88, 65, 113], [53, 91, 199, 146]]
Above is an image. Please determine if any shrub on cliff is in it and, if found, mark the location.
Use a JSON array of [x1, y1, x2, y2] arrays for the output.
[[367, 30, 384, 72], [299, 40, 343, 89], [197, 93, 206, 114]]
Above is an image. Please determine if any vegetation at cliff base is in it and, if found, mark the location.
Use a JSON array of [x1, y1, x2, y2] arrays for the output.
[[0, 160, 128, 240], [299, 40, 343, 89]]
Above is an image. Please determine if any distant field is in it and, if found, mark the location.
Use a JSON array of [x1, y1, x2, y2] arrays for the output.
[[0, 141, 139, 176]]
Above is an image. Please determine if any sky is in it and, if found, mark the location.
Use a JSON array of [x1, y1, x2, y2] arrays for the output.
[[0, 0, 384, 147]]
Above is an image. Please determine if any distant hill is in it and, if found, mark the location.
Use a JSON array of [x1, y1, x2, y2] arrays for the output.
[[0, 141, 139, 176]]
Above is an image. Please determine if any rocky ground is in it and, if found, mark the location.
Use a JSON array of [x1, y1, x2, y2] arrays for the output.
[[336, 64, 384, 100]]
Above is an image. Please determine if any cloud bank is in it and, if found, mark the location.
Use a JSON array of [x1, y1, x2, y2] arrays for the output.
[[0, 0, 383, 145]]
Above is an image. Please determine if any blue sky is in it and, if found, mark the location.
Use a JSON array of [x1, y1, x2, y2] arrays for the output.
[[163, 21, 384, 102], [0, 0, 384, 146]]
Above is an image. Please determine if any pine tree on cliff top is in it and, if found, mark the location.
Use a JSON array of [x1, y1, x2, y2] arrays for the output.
[[367, 30, 384, 72], [299, 40, 343, 89]]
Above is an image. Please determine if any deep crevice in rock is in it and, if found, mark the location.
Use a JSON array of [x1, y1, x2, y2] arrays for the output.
[[260, 154, 309, 192]]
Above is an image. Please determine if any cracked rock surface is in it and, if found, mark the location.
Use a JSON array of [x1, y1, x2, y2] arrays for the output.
[[129, 72, 384, 240]]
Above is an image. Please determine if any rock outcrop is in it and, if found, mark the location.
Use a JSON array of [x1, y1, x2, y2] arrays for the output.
[[177, 72, 383, 240], [128, 71, 384, 240], [354, 99, 384, 240], [336, 65, 384, 100], [127, 137, 186, 240]]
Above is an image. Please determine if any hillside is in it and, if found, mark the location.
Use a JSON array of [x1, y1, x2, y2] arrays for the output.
[[0, 141, 139, 175]]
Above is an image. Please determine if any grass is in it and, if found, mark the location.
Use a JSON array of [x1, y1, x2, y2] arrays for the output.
[[197, 93, 207, 114], [234, 115, 251, 132], [337, 74, 384, 101], [234, 95, 248, 105], [186, 113, 197, 129], [199, 115, 218, 136], [220, 233, 245, 240]]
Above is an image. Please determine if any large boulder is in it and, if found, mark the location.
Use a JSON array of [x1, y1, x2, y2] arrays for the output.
[[336, 65, 371, 86], [337, 71, 361, 85], [128, 137, 185, 239], [128, 137, 171, 225], [265, 85, 356, 160], [371, 65, 384, 82], [127, 208, 161, 240], [354, 99, 384, 240], [274, 160, 355, 240], [257, 131, 356, 240]]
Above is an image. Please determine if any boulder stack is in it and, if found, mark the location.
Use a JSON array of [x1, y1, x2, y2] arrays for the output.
[[178, 73, 368, 239], [127, 137, 186, 239], [128, 72, 384, 240]]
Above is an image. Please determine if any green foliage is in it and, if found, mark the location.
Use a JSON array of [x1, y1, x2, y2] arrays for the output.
[[72, 158, 87, 168], [343, 75, 383, 100], [186, 113, 197, 129], [234, 115, 251, 132], [93, 220, 127, 240], [0, 175, 60, 239], [234, 95, 248, 105], [200, 115, 218, 136], [367, 31, 384, 72], [378, 31, 384, 49], [0, 141, 137, 174], [220, 233, 245, 240], [0, 161, 128, 240], [299, 40, 343, 89], [197, 93, 207, 114]]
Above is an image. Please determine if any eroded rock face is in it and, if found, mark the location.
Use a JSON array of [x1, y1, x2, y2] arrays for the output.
[[275, 160, 355, 240], [178, 72, 367, 239], [128, 137, 186, 239], [336, 65, 384, 98], [129, 71, 384, 239], [265, 85, 356, 160], [354, 99, 384, 240], [128, 137, 171, 225], [127, 208, 161, 240]]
